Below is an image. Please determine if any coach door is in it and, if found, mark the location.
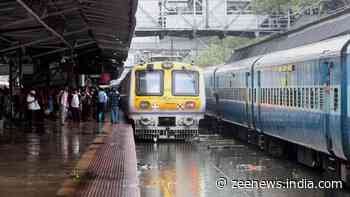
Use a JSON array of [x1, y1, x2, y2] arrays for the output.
[[255, 70, 262, 131], [245, 71, 252, 128], [320, 59, 334, 154]]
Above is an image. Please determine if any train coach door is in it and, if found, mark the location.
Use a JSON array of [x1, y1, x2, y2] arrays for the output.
[[245, 72, 252, 128], [320, 59, 334, 154]]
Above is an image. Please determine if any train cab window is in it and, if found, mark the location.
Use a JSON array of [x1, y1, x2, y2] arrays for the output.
[[136, 70, 163, 96], [334, 88, 339, 111], [172, 70, 199, 96]]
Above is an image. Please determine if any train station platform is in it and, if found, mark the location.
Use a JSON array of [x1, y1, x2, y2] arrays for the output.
[[57, 123, 140, 197]]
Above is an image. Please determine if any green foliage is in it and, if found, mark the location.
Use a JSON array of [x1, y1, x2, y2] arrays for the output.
[[187, 36, 255, 67], [251, 0, 322, 14]]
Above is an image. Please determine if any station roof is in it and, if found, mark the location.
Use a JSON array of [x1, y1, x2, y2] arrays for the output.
[[0, 0, 137, 63]]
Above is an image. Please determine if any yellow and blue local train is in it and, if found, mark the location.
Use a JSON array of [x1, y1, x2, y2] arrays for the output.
[[119, 61, 206, 140]]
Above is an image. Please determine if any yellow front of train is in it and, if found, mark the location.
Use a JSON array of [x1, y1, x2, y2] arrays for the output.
[[128, 62, 206, 140]]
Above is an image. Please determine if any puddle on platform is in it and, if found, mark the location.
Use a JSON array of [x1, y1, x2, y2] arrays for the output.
[[136, 141, 350, 197], [0, 121, 98, 197]]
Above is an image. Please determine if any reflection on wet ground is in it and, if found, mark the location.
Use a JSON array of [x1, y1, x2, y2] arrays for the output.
[[136, 139, 350, 197], [0, 121, 101, 197]]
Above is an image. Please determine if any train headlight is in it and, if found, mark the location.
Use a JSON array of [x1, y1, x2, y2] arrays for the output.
[[185, 101, 196, 109], [183, 117, 195, 126], [140, 117, 152, 126], [177, 118, 184, 126], [162, 62, 173, 69], [140, 101, 151, 110]]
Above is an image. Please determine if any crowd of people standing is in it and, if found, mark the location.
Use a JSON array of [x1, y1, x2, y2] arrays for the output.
[[0, 85, 121, 129]]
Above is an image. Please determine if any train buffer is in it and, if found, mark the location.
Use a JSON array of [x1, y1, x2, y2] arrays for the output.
[[58, 124, 140, 197]]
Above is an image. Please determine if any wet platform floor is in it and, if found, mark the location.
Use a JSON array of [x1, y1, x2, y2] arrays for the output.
[[136, 138, 350, 197], [0, 121, 105, 197]]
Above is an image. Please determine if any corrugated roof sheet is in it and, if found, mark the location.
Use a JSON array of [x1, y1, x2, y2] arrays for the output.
[[0, 0, 138, 62]]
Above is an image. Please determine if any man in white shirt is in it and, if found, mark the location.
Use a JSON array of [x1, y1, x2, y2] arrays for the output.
[[97, 88, 108, 122], [26, 90, 40, 127], [71, 89, 80, 122], [58, 87, 69, 125]]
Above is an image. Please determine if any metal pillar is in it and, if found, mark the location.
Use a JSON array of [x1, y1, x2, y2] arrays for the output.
[[17, 48, 22, 87], [8, 59, 14, 126]]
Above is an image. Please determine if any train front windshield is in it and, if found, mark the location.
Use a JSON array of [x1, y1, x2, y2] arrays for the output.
[[172, 71, 199, 96], [136, 70, 163, 96]]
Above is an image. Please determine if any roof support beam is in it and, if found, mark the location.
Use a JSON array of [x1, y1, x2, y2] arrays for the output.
[[16, 0, 73, 49], [33, 41, 97, 58], [0, 7, 79, 29], [0, 27, 90, 53]]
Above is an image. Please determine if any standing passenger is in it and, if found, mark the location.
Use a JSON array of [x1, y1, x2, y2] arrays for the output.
[[58, 87, 69, 125], [97, 88, 108, 122], [26, 90, 41, 128], [81, 88, 92, 121], [109, 88, 120, 124], [71, 89, 80, 122]]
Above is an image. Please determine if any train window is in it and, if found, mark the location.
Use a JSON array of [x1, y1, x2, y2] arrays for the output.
[[253, 88, 257, 103], [334, 88, 339, 111], [305, 88, 310, 109], [288, 88, 292, 107], [286, 88, 289, 106], [310, 88, 314, 109], [301, 88, 305, 108], [262, 88, 265, 104], [289, 88, 292, 106], [273, 88, 276, 105], [279, 89, 283, 106], [266, 88, 269, 104], [320, 87, 324, 110], [293, 88, 297, 107], [136, 70, 164, 96], [172, 70, 199, 96], [248, 88, 251, 102], [271, 88, 274, 105], [297, 88, 301, 108], [275, 88, 278, 105], [315, 88, 319, 110]]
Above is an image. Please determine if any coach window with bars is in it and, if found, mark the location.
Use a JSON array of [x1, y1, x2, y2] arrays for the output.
[[136, 70, 163, 96], [172, 70, 199, 96]]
